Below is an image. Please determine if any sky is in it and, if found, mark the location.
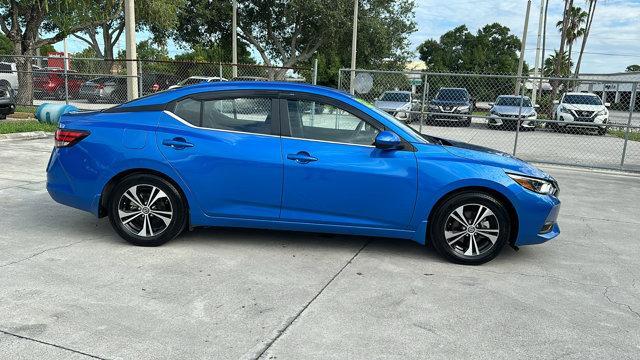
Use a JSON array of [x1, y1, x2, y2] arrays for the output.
[[57, 0, 640, 74]]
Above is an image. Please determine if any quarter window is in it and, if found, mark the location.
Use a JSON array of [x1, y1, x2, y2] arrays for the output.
[[287, 100, 380, 146], [173, 98, 201, 126]]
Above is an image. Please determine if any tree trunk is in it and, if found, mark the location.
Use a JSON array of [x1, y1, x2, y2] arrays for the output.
[[13, 41, 35, 106], [574, 0, 596, 78]]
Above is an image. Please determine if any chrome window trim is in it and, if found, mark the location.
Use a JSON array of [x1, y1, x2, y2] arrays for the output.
[[284, 135, 376, 148], [163, 110, 280, 138]]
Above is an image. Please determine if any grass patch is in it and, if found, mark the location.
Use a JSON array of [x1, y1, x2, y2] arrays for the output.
[[608, 129, 640, 142], [0, 120, 57, 134], [15, 105, 38, 114]]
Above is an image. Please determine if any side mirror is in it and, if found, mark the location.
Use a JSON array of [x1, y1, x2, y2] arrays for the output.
[[412, 99, 420, 104], [488, 102, 494, 107], [605, 102, 611, 107], [534, 104, 540, 108], [374, 131, 402, 150], [553, 100, 559, 104]]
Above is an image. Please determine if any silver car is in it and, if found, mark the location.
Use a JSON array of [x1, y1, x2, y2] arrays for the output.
[[374, 91, 420, 122], [488, 95, 537, 131]]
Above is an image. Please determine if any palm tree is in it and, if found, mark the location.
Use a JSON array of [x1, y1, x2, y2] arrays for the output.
[[556, 6, 589, 67], [574, 0, 598, 77], [544, 51, 573, 77]]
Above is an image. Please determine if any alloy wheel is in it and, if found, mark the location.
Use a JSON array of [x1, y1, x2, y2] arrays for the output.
[[444, 203, 500, 257], [117, 184, 173, 237]]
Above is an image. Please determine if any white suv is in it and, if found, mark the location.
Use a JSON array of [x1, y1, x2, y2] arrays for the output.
[[553, 92, 609, 135]]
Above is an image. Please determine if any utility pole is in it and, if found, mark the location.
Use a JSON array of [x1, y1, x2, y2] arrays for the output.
[[515, 0, 531, 96], [124, 0, 138, 100], [349, 0, 359, 94], [63, 37, 69, 70], [531, 0, 545, 105], [232, 0, 238, 78]]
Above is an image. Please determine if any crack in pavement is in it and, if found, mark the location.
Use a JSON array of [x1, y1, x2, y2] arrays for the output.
[[245, 239, 372, 360], [0, 329, 109, 359], [603, 286, 640, 320], [0, 239, 89, 268]]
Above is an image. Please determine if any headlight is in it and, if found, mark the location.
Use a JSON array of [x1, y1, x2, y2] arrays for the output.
[[507, 173, 556, 195], [528, 112, 537, 119], [428, 104, 439, 110], [456, 105, 470, 112], [401, 103, 412, 111], [595, 109, 607, 116], [559, 106, 571, 114]]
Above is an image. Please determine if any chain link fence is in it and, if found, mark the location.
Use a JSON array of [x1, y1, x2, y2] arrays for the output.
[[0, 54, 314, 112], [339, 69, 640, 172]]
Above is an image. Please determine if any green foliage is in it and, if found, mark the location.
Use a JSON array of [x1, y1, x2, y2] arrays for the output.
[[626, 64, 640, 72], [0, 34, 13, 55], [0, 121, 57, 134], [543, 51, 572, 77], [308, 0, 416, 87], [418, 23, 526, 75]]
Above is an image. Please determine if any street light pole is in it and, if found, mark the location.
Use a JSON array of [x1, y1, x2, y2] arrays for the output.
[[232, 0, 238, 78], [349, 0, 359, 94], [515, 0, 531, 96], [531, 0, 545, 105], [124, 0, 138, 100]]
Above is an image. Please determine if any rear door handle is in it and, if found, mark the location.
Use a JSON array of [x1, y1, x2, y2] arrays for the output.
[[162, 137, 194, 149], [287, 151, 318, 164]]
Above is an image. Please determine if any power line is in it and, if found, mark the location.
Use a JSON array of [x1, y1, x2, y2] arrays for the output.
[[525, 47, 640, 58]]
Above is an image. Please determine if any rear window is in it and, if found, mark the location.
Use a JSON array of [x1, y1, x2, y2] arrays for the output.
[[173, 98, 201, 126]]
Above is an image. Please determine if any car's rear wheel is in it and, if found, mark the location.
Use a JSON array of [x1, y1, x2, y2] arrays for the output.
[[108, 174, 187, 246], [429, 192, 511, 265]]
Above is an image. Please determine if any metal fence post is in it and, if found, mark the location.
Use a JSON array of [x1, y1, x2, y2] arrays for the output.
[[312, 58, 318, 85], [512, 76, 525, 156], [219, 63, 223, 79], [337, 69, 342, 91], [620, 82, 638, 170], [63, 55, 69, 105], [420, 73, 428, 133], [137, 59, 143, 96]]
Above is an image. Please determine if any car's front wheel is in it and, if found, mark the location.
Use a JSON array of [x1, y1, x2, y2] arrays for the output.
[[429, 192, 511, 265], [108, 174, 187, 246]]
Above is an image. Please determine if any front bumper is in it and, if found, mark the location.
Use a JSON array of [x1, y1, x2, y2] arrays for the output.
[[381, 109, 411, 121], [557, 112, 607, 128], [0, 100, 15, 115], [514, 191, 561, 246], [488, 115, 536, 128]]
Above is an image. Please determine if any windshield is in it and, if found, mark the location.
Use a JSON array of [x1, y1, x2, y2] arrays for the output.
[[435, 89, 468, 101], [379, 92, 410, 102], [178, 78, 207, 86], [563, 94, 602, 105], [496, 97, 532, 107]]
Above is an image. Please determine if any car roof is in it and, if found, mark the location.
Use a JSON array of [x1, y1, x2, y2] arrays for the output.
[[382, 90, 411, 94], [564, 92, 597, 96], [497, 95, 531, 99], [119, 81, 354, 108]]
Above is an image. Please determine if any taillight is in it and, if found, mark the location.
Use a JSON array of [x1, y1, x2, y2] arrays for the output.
[[55, 129, 90, 148]]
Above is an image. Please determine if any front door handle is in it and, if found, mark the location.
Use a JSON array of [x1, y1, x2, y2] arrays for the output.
[[162, 137, 194, 150], [287, 151, 318, 164]]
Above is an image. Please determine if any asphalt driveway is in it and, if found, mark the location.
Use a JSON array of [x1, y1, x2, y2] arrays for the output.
[[1, 138, 639, 359]]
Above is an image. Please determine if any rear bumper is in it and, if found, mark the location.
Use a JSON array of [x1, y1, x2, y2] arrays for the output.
[[0, 101, 15, 115], [46, 148, 100, 216]]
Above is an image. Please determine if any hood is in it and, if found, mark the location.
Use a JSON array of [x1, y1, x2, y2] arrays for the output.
[[374, 100, 410, 110], [430, 99, 469, 106], [492, 105, 535, 116], [560, 103, 604, 111], [425, 136, 551, 179]]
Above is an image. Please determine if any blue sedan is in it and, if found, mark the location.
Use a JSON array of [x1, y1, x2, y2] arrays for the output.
[[46, 82, 560, 265]]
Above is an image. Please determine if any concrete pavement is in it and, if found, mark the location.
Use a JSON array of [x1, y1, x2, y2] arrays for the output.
[[0, 138, 639, 359]]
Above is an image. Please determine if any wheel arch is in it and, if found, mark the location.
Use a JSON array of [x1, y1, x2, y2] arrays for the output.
[[99, 168, 190, 221], [425, 186, 519, 246]]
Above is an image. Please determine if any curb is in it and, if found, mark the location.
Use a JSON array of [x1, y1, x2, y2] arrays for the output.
[[0, 131, 52, 141]]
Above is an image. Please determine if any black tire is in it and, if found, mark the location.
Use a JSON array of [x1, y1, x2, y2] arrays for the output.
[[429, 191, 511, 265], [108, 174, 187, 246], [0, 114, 6, 120]]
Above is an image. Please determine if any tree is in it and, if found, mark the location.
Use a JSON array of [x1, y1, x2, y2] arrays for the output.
[[0, 0, 120, 104], [556, 5, 588, 66], [543, 51, 572, 77], [626, 65, 640, 72], [71, 0, 184, 72], [418, 24, 524, 74], [175, 0, 416, 80], [574, 0, 598, 77]]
